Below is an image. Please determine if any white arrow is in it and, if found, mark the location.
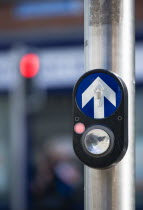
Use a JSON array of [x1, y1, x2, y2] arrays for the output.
[[82, 77, 116, 118]]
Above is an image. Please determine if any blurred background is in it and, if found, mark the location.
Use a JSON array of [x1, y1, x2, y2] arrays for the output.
[[0, 0, 142, 210]]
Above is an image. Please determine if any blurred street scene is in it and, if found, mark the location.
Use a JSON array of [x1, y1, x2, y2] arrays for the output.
[[0, 0, 142, 210]]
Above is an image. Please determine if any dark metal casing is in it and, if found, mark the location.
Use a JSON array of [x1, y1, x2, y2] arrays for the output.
[[73, 69, 128, 169]]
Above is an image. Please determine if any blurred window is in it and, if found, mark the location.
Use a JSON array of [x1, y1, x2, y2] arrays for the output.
[[14, 1, 83, 19]]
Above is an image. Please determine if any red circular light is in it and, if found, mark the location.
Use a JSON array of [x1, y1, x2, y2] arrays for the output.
[[20, 54, 40, 78], [74, 123, 85, 134]]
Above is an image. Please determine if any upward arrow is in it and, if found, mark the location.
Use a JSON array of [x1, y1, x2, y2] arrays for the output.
[[82, 77, 116, 118]]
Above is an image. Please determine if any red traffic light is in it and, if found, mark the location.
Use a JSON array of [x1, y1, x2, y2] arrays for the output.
[[20, 53, 40, 78]]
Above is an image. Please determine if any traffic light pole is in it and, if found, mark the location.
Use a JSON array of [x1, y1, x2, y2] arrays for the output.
[[10, 75, 27, 210], [84, 0, 135, 210]]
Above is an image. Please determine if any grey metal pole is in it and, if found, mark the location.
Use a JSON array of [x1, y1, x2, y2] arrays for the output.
[[9, 75, 27, 210], [84, 0, 135, 210]]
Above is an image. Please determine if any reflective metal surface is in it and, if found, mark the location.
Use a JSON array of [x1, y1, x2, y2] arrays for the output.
[[84, 0, 135, 209], [83, 128, 110, 155]]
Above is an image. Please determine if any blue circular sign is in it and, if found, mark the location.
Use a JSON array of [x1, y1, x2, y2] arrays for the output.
[[76, 72, 122, 119]]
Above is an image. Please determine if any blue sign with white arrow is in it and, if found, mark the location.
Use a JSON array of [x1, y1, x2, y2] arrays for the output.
[[76, 72, 122, 119]]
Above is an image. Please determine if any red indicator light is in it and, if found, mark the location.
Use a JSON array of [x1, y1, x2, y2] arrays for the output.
[[20, 53, 40, 78], [74, 123, 85, 134]]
